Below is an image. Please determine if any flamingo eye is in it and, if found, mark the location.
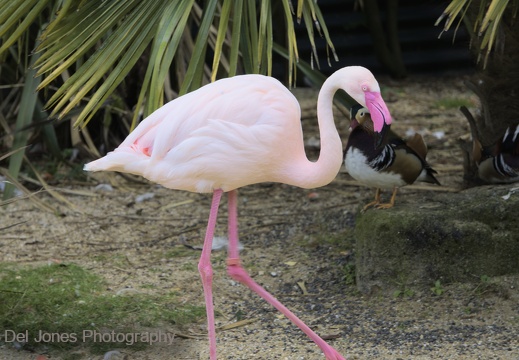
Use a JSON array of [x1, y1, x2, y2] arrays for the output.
[[361, 84, 368, 92]]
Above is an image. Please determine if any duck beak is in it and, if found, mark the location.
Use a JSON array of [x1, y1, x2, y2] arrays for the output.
[[349, 118, 360, 130], [364, 91, 392, 148]]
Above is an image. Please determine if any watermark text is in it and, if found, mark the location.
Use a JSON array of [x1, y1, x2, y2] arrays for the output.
[[2, 330, 175, 346]]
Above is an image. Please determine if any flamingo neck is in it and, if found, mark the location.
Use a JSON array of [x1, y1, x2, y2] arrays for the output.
[[288, 77, 344, 189]]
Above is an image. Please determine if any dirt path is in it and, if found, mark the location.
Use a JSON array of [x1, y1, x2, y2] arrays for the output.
[[1, 74, 518, 359]]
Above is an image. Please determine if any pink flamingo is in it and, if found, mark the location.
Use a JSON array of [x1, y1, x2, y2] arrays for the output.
[[84, 66, 391, 360]]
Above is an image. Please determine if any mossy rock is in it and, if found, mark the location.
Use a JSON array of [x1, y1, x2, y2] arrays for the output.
[[354, 184, 519, 294]]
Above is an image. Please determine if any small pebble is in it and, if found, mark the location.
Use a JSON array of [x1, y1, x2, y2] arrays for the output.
[[135, 192, 155, 203], [94, 183, 113, 192]]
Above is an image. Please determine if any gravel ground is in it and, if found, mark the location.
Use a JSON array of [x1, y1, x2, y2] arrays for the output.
[[1, 74, 518, 360]]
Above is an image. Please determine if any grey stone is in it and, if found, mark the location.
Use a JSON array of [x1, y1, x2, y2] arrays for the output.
[[354, 184, 519, 294]]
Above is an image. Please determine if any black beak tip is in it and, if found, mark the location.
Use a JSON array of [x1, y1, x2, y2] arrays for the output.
[[374, 122, 390, 149], [374, 133, 384, 149]]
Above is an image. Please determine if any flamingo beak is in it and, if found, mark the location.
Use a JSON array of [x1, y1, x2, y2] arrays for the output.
[[375, 122, 391, 148], [364, 91, 392, 148]]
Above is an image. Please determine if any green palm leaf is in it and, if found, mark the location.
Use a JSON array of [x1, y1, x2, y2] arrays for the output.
[[436, 0, 518, 67], [3, 47, 41, 200], [1, 0, 336, 131], [137, 0, 195, 127], [0, 0, 51, 54]]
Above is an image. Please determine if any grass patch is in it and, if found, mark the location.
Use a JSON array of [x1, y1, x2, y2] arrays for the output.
[[297, 228, 355, 253], [392, 273, 415, 298], [430, 280, 445, 296], [164, 246, 197, 258], [433, 97, 473, 109], [0, 263, 205, 355], [342, 264, 356, 286]]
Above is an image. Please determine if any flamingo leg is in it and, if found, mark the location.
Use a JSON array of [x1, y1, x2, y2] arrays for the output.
[[198, 188, 223, 360], [226, 190, 345, 360]]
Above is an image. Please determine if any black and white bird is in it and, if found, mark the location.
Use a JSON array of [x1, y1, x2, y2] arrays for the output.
[[344, 105, 440, 210], [473, 124, 519, 183]]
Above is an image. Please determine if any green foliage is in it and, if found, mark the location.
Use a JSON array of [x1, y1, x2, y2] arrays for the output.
[[436, 0, 518, 67], [1, 0, 335, 129], [480, 274, 490, 283], [0, 0, 336, 201], [393, 274, 415, 298], [165, 246, 197, 259], [342, 263, 356, 286], [393, 287, 414, 298], [473, 275, 496, 295], [434, 97, 473, 109], [2, 47, 41, 200], [430, 280, 445, 296], [0, 263, 204, 353]]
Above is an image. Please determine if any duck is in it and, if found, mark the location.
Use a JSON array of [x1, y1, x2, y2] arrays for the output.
[[344, 105, 440, 210], [473, 124, 519, 183]]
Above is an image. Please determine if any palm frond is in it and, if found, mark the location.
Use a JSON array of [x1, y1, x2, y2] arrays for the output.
[[211, 0, 233, 82], [1, 0, 336, 131], [281, 0, 299, 86], [273, 42, 355, 110], [2, 48, 40, 200], [179, 0, 218, 95], [0, 0, 51, 54], [436, 0, 518, 67], [131, 0, 194, 129], [227, 1, 244, 77]]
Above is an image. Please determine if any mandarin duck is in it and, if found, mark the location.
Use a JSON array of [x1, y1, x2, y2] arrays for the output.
[[473, 124, 519, 183], [344, 105, 440, 211]]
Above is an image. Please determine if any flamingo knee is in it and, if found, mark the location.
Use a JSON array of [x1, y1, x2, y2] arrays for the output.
[[226, 258, 248, 282], [198, 260, 213, 284]]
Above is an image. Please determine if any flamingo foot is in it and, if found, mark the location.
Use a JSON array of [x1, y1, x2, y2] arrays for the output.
[[322, 347, 347, 360], [227, 261, 346, 360], [225, 191, 345, 359]]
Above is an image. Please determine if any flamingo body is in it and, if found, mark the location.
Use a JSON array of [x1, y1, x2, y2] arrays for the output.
[[86, 75, 325, 192], [85, 66, 392, 360]]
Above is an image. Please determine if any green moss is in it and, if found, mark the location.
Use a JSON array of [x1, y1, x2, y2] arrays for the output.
[[0, 263, 204, 354]]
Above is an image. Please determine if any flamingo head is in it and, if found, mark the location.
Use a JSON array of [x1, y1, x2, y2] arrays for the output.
[[338, 66, 392, 148]]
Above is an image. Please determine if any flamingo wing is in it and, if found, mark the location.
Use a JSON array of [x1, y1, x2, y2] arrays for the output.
[[85, 75, 303, 192]]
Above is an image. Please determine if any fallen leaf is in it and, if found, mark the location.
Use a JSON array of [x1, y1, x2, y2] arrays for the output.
[[297, 281, 309, 295]]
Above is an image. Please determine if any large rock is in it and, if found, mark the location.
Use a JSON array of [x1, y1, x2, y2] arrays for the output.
[[354, 184, 519, 294]]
